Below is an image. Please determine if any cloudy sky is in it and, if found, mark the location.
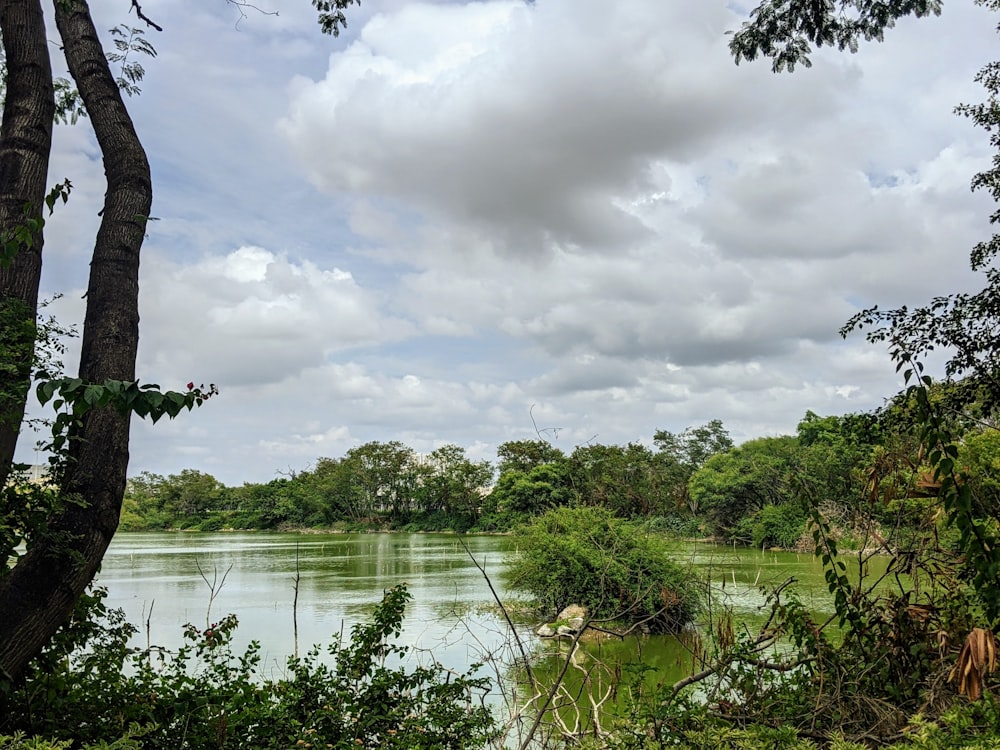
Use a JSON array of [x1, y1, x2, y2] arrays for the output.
[[17, 0, 999, 484]]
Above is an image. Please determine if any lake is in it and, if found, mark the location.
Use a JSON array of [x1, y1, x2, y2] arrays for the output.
[[97, 532, 877, 677], [98, 532, 520, 674], [94, 531, 894, 741]]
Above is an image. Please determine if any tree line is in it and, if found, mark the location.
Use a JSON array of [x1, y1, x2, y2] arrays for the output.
[[121, 399, 1000, 551]]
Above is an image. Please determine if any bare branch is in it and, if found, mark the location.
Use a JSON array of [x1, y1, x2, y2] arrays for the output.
[[129, 0, 162, 31]]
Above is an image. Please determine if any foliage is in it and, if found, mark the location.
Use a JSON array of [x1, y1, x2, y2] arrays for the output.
[[495, 439, 565, 476], [834, 0, 1000, 624], [729, 0, 943, 73], [506, 506, 700, 633], [2, 584, 497, 750], [689, 436, 802, 538], [736, 501, 808, 549], [1, 21, 156, 126], [486, 456, 573, 520], [311, 0, 362, 37], [570, 442, 666, 517], [654, 419, 734, 475], [115, 412, 896, 543], [653, 419, 733, 515], [107, 26, 156, 98], [36, 378, 217, 459], [959, 428, 1000, 509], [412, 444, 493, 521]]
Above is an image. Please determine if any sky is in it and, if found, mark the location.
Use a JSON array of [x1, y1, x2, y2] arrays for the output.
[[16, 0, 1000, 485]]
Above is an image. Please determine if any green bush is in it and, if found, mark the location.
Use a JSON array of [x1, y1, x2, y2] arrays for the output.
[[749, 503, 807, 549], [506, 506, 700, 633], [3, 586, 497, 750]]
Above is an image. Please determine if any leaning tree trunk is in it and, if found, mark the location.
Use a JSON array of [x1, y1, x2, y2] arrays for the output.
[[0, 0, 151, 684], [0, 0, 55, 489]]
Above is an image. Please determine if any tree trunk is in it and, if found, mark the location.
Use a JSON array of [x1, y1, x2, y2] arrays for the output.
[[0, 0, 55, 489], [0, 0, 151, 684]]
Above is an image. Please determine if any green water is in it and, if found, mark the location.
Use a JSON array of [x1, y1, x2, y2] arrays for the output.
[[97, 533, 885, 699]]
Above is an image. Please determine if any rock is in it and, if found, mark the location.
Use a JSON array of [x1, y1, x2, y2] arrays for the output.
[[556, 604, 587, 632], [557, 604, 587, 621], [537, 605, 588, 638]]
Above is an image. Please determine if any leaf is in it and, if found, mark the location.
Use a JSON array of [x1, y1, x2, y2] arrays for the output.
[[37, 380, 59, 405], [83, 384, 103, 407]]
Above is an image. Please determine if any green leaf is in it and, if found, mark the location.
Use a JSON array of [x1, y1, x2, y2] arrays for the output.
[[83, 384, 103, 407], [37, 380, 59, 405]]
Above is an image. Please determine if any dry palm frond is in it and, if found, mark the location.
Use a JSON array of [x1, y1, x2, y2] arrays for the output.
[[948, 627, 998, 701]]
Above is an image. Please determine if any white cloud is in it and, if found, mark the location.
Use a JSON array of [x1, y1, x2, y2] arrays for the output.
[[136, 246, 412, 387], [17, 0, 1000, 483]]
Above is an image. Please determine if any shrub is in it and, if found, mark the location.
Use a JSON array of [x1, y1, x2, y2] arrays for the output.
[[750, 503, 808, 549], [3, 585, 497, 750], [506, 506, 700, 633]]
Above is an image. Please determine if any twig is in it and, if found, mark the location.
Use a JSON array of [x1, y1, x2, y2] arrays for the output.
[[129, 0, 163, 31], [195, 558, 233, 628], [293, 542, 301, 659], [458, 537, 538, 690], [145, 599, 154, 656]]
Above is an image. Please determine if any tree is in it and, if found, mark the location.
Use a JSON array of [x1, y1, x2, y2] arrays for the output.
[[0, 0, 54, 491], [487, 458, 573, 517], [0, 0, 360, 686], [341, 441, 418, 520], [734, 0, 1000, 619], [0, 0, 153, 687], [412, 444, 492, 521], [157, 469, 226, 521], [569, 442, 662, 517], [495, 439, 565, 475], [688, 435, 802, 539], [796, 410, 878, 521], [653, 419, 733, 514]]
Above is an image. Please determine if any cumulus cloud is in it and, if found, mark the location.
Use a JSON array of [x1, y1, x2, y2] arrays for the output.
[[137, 246, 412, 387], [21, 0, 999, 483], [279, 0, 848, 257]]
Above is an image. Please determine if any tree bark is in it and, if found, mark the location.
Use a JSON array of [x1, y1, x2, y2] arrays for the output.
[[0, 0, 150, 684], [0, 0, 55, 489]]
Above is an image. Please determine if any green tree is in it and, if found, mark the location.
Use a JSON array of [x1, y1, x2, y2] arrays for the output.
[[495, 439, 565, 475], [341, 441, 418, 521], [958, 428, 1000, 531], [730, 0, 943, 73], [413, 444, 492, 521], [689, 436, 803, 541], [569, 442, 662, 517], [156, 469, 224, 520], [795, 411, 879, 523], [735, 0, 1000, 620], [119, 470, 167, 529], [0, 0, 361, 684], [487, 458, 573, 518], [653, 419, 733, 514], [293, 456, 355, 525]]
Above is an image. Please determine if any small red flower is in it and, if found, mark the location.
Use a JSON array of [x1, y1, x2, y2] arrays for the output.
[[186, 382, 195, 390]]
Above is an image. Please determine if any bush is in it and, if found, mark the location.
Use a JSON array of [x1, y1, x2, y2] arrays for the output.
[[749, 503, 808, 549], [506, 506, 700, 633], [3, 586, 497, 750]]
